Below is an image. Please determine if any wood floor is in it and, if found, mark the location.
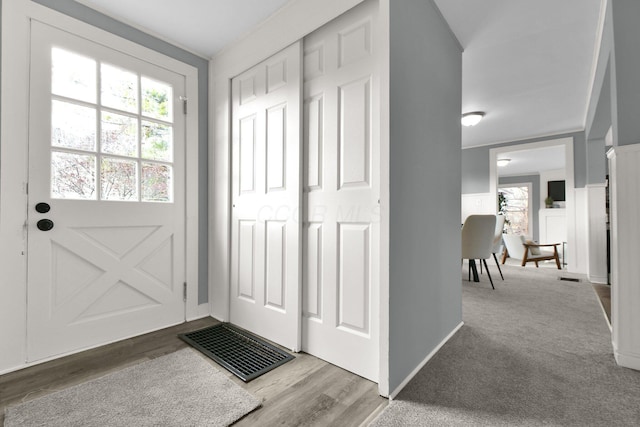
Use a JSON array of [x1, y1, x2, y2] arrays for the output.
[[593, 283, 612, 326], [0, 318, 386, 426]]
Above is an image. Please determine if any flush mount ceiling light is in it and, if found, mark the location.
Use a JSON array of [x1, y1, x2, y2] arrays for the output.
[[497, 158, 511, 167], [461, 111, 485, 127]]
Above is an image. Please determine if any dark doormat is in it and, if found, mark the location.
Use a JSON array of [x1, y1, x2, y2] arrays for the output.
[[179, 323, 294, 382]]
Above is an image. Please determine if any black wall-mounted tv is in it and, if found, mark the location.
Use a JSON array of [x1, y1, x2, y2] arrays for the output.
[[548, 180, 566, 202]]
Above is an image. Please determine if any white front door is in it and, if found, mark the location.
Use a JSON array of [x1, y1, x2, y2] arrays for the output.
[[27, 21, 186, 361], [302, 1, 380, 381], [230, 43, 302, 350]]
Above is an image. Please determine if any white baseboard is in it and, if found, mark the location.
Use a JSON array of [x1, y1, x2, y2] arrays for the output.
[[588, 275, 608, 285], [209, 310, 227, 323], [614, 350, 640, 371], [389, 321, 464, 400], [593, 290, 612, 332]]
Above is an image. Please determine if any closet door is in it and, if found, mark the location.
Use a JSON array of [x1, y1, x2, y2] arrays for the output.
[[230, 42, 302, 351], [302, 1, 380, 381]]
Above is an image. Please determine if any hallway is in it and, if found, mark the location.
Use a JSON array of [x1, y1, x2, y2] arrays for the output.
[[372, 262, 640, 426]]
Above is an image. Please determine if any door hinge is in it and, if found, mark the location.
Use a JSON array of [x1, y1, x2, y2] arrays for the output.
[[24, 182, 29, 195], [180, 96, 188, 115], [183, 282, 187, 302]]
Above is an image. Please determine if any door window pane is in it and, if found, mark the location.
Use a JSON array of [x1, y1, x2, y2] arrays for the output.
[[101, 157, 138, 201], [142, 77, 172, 121], [141, 121, 172, 162], [49, 47, 175, 203], [52, 48, 96, 103], [101, 63, 138, 113], [51, 100, 96, 151], [101, 112, 138, 157], [51, 151, 97, 200], [499, 186, 530, 236], [142, 162, 172, 202]]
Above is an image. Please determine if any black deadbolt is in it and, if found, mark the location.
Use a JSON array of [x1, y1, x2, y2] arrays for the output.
[[37, 219, 54, 231], [35, 202, 51, 213]]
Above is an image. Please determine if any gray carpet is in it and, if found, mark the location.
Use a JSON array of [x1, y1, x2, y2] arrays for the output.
[[4, 348, 261, 427], [372, 262, 640, 426]]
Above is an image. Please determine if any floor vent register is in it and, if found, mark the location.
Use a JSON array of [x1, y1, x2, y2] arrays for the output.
[[179, 323, 294, 382]]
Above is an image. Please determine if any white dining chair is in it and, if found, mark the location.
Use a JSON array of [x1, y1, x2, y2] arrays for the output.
[[490, 214, 506, 280], [461, 214, 497, 289]]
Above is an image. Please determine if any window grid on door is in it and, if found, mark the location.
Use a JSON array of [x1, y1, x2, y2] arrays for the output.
[[499, 185, 531, 236], [50, 47, 174, 203]]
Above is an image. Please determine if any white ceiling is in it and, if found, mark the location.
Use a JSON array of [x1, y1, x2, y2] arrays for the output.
[[77, 0, 291, 58], [433, 0, 603, 148], [78, 0, 603, 149], [497, 145, 565, 177]]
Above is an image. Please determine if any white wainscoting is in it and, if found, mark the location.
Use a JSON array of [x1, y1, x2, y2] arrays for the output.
[[608, 145, 640, 371], [461, 193, 495, 223], [572, 188, 589, 274], [539, 208, 567, 246], [586, 184, 608, 284]]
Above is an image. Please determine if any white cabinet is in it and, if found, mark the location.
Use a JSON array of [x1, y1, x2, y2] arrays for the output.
[[539, 208, 567, 244]]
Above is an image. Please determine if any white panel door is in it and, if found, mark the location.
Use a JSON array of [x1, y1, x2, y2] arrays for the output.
[[230, 43, 302, 350], [302, 1, 380, 381], [27, 21, 186, 361]]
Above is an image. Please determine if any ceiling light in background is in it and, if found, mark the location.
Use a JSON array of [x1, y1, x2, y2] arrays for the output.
[[461, 111, 485, 127], [497, 158, 511, 167]]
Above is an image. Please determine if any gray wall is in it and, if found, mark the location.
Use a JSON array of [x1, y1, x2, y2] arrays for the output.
[[586, 138, 607, 184], [462, 131, 587, 194], [584, 0, 640, 185], [31, 0, 209, 303], [585, 51, 610, 185], [573, 131, 587, 188], [586, 0, 615, 142], [586, 0, 640, 149], [388, 0, 462, 393], [587, 59, 612, 142], [498, 175, 540, 242], [461, 150, 489, 193], [611, 0, 640, 146]]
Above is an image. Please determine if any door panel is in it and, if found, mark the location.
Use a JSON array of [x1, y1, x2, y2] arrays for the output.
[[230, 43, 302, 351], [239, 116, 257, 193], [303, 0, 380, 381], [265, 220, 287, 310], [339, 78, 371, 188], [338, 223, 370, 334], [27, 21, 186, 361], [303, 223, 323, 320]]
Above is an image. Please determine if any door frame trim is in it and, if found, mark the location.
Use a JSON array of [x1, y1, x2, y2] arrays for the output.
[[0, 0, 201, 373], [489, 137, 575, 270]]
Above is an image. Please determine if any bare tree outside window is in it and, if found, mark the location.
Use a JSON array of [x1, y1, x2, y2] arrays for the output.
[[50, 48, 174, 203], [499, 185, 530, 236]]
